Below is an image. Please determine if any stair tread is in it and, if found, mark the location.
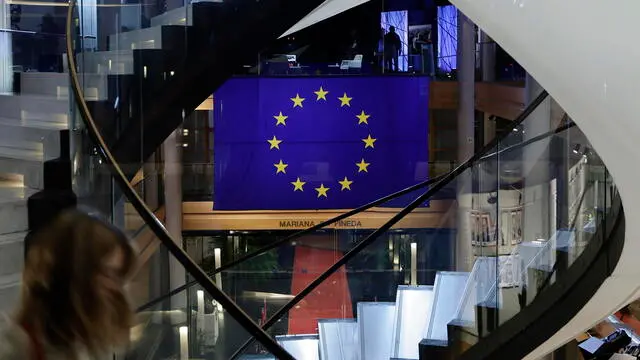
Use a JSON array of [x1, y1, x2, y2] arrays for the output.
[[20, 72, 111, 78], [0, 273, 21, 287], [0, 146, 42, 162], [0, 93, 68, 102], [0, 232, 27, 245], [0, 183, 36, 203], [0, 117, 68, 130], [83, 49, 134, 57]]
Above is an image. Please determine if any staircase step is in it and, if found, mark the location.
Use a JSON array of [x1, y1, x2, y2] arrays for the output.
[[150, 5, 193, 27], [357, 302, 395, 360], [0, 181, 35, 234], [0, 147, 45, 189], [0, 118, 67, 155], [275, 334, 319, 360], [19, 72, 107, 101], [108, 26, 188, 51], [0, 273, 21, 314], [0, 94, 68, 124], [81, 50, 135, 75], [453, 258, 499, 327], [318, 319, 358, 360], [391, 285, 435, 360], [424, 272, 470, 343], [0, 232, 26, 277], [80, 49, 179, 76]]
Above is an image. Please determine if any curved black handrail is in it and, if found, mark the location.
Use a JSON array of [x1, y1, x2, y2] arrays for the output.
[[139, 111, 575, 315], [137, 172, 448, 311], [64, 4, 294, 360], [228, 89, 551, 358], [461, 188, 623, 359]]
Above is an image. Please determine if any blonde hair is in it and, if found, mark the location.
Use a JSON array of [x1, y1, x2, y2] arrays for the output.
[[17, 210, 136, 358]]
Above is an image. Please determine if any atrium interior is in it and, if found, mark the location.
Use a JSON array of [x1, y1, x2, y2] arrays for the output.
[[0, 0, 637, 359]]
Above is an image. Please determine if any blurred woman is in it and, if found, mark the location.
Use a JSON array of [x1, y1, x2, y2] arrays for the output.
[[0, 210, 136, 359]]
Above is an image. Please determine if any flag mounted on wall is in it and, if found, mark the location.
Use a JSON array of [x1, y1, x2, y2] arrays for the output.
[[213, 76, 429, 210]]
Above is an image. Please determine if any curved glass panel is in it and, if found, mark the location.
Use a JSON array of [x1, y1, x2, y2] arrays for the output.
[[66, 0, 304, 357], [230, 96, 620, 359], [63, 0, 622, 355]]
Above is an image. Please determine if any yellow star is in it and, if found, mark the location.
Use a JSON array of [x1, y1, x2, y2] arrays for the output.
[[338, 93, 352, 107], [267, 136, 282, 150], [362, 134, 377, 149], [274, 112, 288, 126], [315, 183, 329, 198], [356, 111, 370, 125], [356, 159, 370, 173], [291, 177, 306, 191], [314, 86, 329, 101], [291, 94, 305, 108], [274, 160, 288, 174], [338, 177, 353, 191]]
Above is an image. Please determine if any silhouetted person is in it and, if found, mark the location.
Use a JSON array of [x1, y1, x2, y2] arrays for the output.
[[384, 26, 401, 72]]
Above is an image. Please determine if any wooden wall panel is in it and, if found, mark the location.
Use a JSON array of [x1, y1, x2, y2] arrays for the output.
[[429, 82, 459, 109], [429, 81, 525, 121], [182, 200, 456, 231], [475, 82, 525, 120]]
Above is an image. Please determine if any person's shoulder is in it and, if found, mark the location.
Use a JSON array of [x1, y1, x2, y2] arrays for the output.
[[0, 314, 30, 359]]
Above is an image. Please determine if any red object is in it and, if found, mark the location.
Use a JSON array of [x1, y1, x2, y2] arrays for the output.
[[261, 297, 267, 325], [615, 311, 640, 334], [288, 246, 353, 334]]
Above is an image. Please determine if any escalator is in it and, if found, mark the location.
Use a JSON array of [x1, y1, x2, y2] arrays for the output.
[[65, 0, 625, 359]]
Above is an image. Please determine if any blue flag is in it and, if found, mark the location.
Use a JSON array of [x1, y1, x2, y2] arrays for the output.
[[213, 76, 429, 210]]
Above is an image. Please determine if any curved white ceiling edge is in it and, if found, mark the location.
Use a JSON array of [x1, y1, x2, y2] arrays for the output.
[[449, 0, 640, 357], [280, 0, 371, 38]]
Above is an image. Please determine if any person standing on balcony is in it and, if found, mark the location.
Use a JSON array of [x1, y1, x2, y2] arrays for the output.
[[384, 26, 401, 72], [0, 210, 136, 359]]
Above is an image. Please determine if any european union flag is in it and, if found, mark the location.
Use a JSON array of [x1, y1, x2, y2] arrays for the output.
[[213, 76, 429, 210]]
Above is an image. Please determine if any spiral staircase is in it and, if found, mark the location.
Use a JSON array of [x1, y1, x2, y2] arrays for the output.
[[0, 0, 632, 358]]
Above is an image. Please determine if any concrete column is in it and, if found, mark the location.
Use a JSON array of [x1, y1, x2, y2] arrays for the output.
[[455, 11, 476, 272], [480, 31, 495, 82], [143, 155, 160, 211], [164, 128, 186, 308], [521, 74, 552, 243]]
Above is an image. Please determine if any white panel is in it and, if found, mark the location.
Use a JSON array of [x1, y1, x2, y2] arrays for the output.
[[357, 302, 395, 360], [390, 285, 434, 359], [454, 258, 497, 324], [448, 0, 640, 358], [276, 334, 320, 360], [0, 0, 11, 92], [281, 0, 369, 37], [425, 271, 469, 341], [518, 240, 551, 272], [318, 319, 358, 360], [78, 0, 98, 50]]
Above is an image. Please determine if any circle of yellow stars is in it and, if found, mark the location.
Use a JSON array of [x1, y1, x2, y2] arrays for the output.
[[267, 86, 376, 199]]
